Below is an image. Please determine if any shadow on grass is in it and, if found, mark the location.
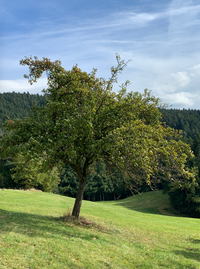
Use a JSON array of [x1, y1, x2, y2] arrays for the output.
[[173, 248, 200, 263], [188, 238, 200, 244], [0, 208, 107, 241], [112, 198, 179, 217], [171, 238, 200, 264]]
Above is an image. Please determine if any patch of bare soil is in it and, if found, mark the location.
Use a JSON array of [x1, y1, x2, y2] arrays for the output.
[[0, 188, 42, 192], [23, 188, 42, 192], [59, 212, 117, 233]]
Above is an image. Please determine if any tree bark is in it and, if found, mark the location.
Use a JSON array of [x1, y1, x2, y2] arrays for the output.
[[72, 180, 86, 218]]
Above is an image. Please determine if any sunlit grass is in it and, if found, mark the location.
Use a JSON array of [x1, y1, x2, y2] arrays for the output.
[[0, 189, 200, 268]]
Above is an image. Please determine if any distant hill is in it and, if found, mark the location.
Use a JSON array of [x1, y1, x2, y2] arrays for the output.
[[159, 108, 200, 139], [0, 92, 46, 134], [0, 92, 200, 139]]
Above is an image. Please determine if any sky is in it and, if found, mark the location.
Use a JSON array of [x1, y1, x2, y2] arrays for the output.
[[1, 0, 200, 109]]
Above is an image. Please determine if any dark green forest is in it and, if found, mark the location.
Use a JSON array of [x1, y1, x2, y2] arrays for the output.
[[0, 92, 46, 135], [1, 92, 200, 139], [1, 92, 200, 216], [159, 108, 200, 142]]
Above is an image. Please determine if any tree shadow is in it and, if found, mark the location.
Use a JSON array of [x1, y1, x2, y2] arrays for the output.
[[0, 208, 108, 241], [173, 248, 200, 263], [171, 238, 200, 264], [188, 238, 200, 244], [113, 198, 180, 217]]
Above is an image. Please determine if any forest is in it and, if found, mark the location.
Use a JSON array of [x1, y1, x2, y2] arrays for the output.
[[1, 92, 200, 140], [0, 91, 200, 217], [0, 92, 46, 135]]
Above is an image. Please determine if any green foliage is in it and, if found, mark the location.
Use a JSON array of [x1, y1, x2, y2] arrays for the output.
[[0, 92, 45, 134], [12, 153, 60, 192], [84, 161, 126, 201], [0, 158, 18, 188], [163, 134, 200, 217], [56, 162, 131, 201], [0, 55, 195, 217], [163, 176, 200, 217], [55, 164, 79, 197]]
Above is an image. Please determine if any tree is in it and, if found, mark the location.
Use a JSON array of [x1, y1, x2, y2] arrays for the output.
[[12, 153, 60, 192], [0, 55, 195, 218], [55, 161, 131, 201], [0, 157, 17, 189], [163, 166, 200, 217]]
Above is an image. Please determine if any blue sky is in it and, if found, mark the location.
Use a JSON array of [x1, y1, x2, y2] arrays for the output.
[[1, 0, 200, 108]]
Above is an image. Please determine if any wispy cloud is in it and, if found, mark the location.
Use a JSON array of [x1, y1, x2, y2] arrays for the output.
[[0, 78, 47, 94], [168, 0, 200, 41], [1, 0, 200, 108], [151, 62, 200, 108], [161, 92, 197, 107]]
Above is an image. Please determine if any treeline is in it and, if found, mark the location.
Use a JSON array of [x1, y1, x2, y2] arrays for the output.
[[0, 92, 200, 216], [54, 162, 133, 201], [159, 108, 200, 139], [1, 93, 200, 139], [0, 92, 46, 135], [1, 92, 200, 138]]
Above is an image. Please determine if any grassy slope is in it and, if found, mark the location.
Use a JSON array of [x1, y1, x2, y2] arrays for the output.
[[0, 190, 200, 269]]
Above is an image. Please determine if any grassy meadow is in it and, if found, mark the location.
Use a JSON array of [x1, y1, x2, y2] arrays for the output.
[[0, 189, 200, 269]]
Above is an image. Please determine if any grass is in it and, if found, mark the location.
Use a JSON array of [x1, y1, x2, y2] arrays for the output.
[[0, 189, 200, 268]]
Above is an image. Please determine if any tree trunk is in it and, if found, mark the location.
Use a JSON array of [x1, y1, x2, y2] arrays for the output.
[[72, 180, 86, 218]]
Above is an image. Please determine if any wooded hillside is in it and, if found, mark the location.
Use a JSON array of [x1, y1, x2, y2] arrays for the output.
[[160, 108, 200, 139], [1, 92, 200, 138], [0, 92, 45, 135]]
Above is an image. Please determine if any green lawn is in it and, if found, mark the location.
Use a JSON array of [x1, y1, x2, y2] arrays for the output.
[[0, 189, 200, 268]]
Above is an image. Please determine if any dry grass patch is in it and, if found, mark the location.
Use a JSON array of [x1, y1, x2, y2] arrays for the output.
[[59, 209, 119, 234]]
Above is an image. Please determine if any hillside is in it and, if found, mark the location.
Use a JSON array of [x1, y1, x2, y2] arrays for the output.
[[159, 108, 200, 139], [1, 92, 200, 139], [0, 189, 200, 268], [0, 92, 46, 134]]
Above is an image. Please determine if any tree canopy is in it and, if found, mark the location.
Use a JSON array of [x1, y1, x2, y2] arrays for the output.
[[0, 55, 195, 218]]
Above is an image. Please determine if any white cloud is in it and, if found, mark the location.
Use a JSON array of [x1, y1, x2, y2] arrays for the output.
[[151, 62, 200, 108], [189, 64, 200, 76], [1, 0, 200, 109], [0, 78, 47, 94], [162, 92, 197, 107], [171, 71, 190, 87], [168, 0, 200, 41]]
